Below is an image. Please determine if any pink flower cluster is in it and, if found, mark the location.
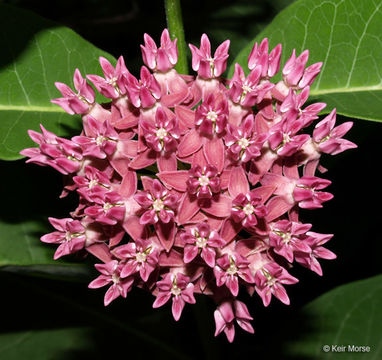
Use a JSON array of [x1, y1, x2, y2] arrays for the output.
[[21, 29, 356, 342]]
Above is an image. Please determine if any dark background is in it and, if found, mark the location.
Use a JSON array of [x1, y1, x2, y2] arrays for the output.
[[0, 0, 381, 359]]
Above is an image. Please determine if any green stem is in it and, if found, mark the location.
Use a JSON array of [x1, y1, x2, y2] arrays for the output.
[[165, 0, 188, 74]]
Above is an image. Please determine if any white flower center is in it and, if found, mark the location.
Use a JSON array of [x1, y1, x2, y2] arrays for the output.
[[243, 203, 255, 216], [198, 175, 210, 186], [196, 236, 208, 248], [242, 83, 252, 93], [152, 198, 164, 212], [283, 133, 291, 144], [112, 273, 120, 284], [107, 76, 118, 87], [171, 285, 182, 296], [96, 135, 106, 146], [206, 111, 218, 121], [156, 127, 168, 140], [238, 137, 249, 149], [136, 252, 147, 263], [282, 232, 292, 244], [88, 179, 98, 189], [226, 263, 238, 276], [103, 202, 113, 212]]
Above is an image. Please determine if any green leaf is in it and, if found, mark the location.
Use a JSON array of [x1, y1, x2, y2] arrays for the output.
[[0, 219, 58, 267], [0, 160, 90, 279], [286, 275, 382, 359], [0, 328, 93, 360], [230, 0, 382, 122], [0, 4, 116, 160], [0, 217, 91, 280]]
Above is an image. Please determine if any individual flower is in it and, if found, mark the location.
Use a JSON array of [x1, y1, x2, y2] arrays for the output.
[[140, 106, 180, 153], [141, 28, 178, 72], [267, 113, 310, 157], [72, 117, 119, 159], [181, 223, 225, 267], [269, 220, 312, 262], [87, 56, 129, 99], [73, 165, 111, 202], [248, 38, 282, 78], [282, 49, 322, 89], [88, 260, 134, 306], [134, 179, 178, 224], [189, 34, 230, 78], [229, 63, 274, 107], [112, 238, 160, 281], [41, 217, 86, 260], [214, 253, 255, 296], [152, 272, 196, 321], [313, 109, 357, 155], [195, 93, 228, 136], [225, 114, 267, 163], [255, 262, 298, 306], [20, 125, 82, 175], [231, 192, 267, 228], [51, 69, 95, 114], [123, 66, 161, 108], [293, 176, 333, 209], [295, 232, 336, 275], [84, 191, 126, 225], [187, 164, 221, 200], [214, 300, 254, 343]]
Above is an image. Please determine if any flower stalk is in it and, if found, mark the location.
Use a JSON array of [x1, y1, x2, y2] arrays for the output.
[[164, 0, 188, 74]]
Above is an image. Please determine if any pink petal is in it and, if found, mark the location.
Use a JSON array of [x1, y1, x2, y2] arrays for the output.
[[177, 129, 202, 157], [157, 153, 177, 172], [184, 245, 199, 263], [201, 247, 216, 267], [155, 221, 176, 252], [159, 249, 184, 266], [251, 185, 276, 204], [266, 196, 294, 221], [177, 194, 200, 224], [237, 319, 254, 334], [226, 276, 239, 296], [104, 284, 121, 306], [274, 285, 290, 305], [202, 195, 232, 218], [158, 170, 189, 192], [220, 219, 242, 243], [203, 137, 225, 173], [119, 170, 137, 198], [191, 147, 208, 168], [172, 296, 185, 321], [86, 243, 113, 263], [175, 105, 195, 129], [228, 166, 249, 198], [88, 275, 111, 289], [129, 149, 157, 169], [153, 292, 172, 308], [181, 284, 196, 304], [123, 215, 148, 241]]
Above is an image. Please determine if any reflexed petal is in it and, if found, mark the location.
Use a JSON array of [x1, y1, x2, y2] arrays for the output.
[[184, 244, 199, 263], [104, 284, 121, 306], [172, 296, 185, 321], [153, 292, 171, 308]]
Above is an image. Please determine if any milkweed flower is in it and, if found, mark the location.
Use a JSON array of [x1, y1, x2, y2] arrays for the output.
[[21, 28, 356, 342]]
